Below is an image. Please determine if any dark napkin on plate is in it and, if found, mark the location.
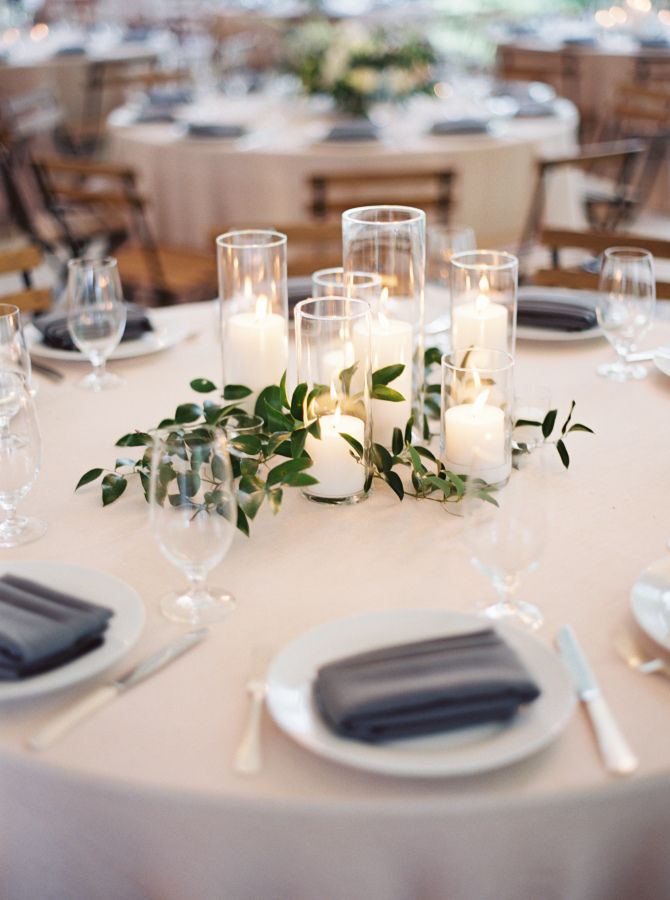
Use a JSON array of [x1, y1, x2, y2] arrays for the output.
[[186, 122, 246, 139], [517, 296, 597, 332], [0, 574, 114, 680], [429, 118, 490, 136], [32, 303, 153, 351], [324, 120, 378, 142], [314, 628, 540, 743], [514, 101, 557, 118], [135, 110, 176, 124]]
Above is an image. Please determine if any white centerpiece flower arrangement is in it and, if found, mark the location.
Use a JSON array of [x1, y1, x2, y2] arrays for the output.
[[284, 21, 437, 118]]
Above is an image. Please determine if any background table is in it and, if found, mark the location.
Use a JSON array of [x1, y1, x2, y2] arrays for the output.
[[1, 301, 669, 899], [107, 92, 580, 250]]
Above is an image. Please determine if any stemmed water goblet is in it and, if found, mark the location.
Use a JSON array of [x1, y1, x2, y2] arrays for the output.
[[0, 303, 32, 393], [149, 424, 237, 624], [463, 449, 548, 631], [0, 372, 45, 548], [66, 257, 127, 391], [596, 246, 655, 382]]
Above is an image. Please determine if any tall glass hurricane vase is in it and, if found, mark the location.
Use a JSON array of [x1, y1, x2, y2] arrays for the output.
[[342, 205, 425, 447], [217, 230, 288, 404], [149, 425, 237, 625], [596, 247, 655, 381], [295, 296, 373, 505], [67, 257, 126, 391]]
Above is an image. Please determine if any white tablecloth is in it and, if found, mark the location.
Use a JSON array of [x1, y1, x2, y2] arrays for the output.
[[106, 93, 580, 250], [1, 301, 670, 899]]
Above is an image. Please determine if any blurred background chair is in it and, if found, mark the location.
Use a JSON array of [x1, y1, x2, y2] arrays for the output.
[[0, 244, 52, 313]]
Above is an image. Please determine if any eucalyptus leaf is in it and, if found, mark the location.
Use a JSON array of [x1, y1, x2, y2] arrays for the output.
[[560, 400, 576, 435], [556, 438, 570, 469], [372, 364, 405, 386], [291, 428, 308, 459], [392, 427, 404, 456], [236, 507, 250, 537], [116, 432, 152, 447], [267, 457, 313, 487], [101, 473, 127, 506], [190, 378, 217, 393], [177, 472, 201, 498], [339, 362, 358, 395], [279, 371, 289, 410], [340, 432, 363, 458], [370, 385, 405, 402], [568, 423, 594, 434], [224, 384, 253, 401], [174, 403, 202, 425], [385, 470, 404, 500], [290, 383, 308, 421], [542, 409, 557, 439], [75, 468, 103, 490]]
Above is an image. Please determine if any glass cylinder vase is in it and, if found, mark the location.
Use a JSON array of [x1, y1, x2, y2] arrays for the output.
[[294, 296, 372, 505], [440, 347, 514, 487], [216, 230, 288, 404], [311, 267, 382, 304], [450, 250, 518, 359], [342, 205, 425, 447]]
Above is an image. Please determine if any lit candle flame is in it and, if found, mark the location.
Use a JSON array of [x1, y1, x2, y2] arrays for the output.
[[475, 274, 490, 315], [255, 294, 268, 319], [472, 387, 490, 415]]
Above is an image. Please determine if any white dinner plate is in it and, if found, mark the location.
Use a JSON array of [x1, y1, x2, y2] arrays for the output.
[[0, 560, 145, 701], [24, 317, 191, 363], [630, 556, 670, 652], [516, 287, 603, 343], [266, 609, 575, 778], [653, 348, 670, 377]]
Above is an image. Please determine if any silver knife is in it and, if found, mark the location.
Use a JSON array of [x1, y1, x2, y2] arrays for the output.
[[556, 625, 638, 776], [27, 628, 208, 751]]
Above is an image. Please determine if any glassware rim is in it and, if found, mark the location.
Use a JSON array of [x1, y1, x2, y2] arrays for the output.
[[442, 347, 515, 374], [216, 229, 287, 250], [67, 256, 118, 273], [0, 303, 20, 320], [341, 205, 426, 226], [311, 267, 383, 288], [450, 250, 518, 272], [294, 295, 372, 323], [149, 422, 231, 444], [601, 246, 654, 263]]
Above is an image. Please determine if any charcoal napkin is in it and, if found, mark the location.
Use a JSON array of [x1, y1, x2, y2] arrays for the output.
[[186, 123, 246, 139], [33, 304, 153, 351], [517, 297, 597, 332], [324, 121, 378, 142], [314, 628, 540, 743], [0, 574, 113, 680], [429, 118, 490, 136]]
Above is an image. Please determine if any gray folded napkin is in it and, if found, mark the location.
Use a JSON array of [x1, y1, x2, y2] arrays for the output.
[[314, 628, 540, 743], [514, 101, 557, 118], [135, 110, 176, 124], [518, 297, 597, 331], [146, 87, 193, 108], [54, 45, 86, 56], [638, 37, 670, 49], [0, 574, 114, 680], [562, 36, 597, 47], [32, 303, 152, 351], [429, 118, 490, 136], [186, 123, 246, 139], [324, 121, 378, 142]]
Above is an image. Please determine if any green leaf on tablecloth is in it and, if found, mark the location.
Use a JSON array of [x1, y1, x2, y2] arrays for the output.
[[340, 432, 363, 458], [372, 443, 393, 474], [385, 470, 404, 500], [174, 403, 202, 424], [267, 457, 313, 488], [556, 439, 570, 469], [236, 507, 250, 536], [75, 468, 103, 490], [190, 378, 217, 393], [282, 472, 319, 488], [101, 473, 127, 506], [514, 418, 542, 429], [392, 427, 404, 456], [560, 400, 576, 435], [291, 427, 308, 458], [408, 445, 424, 473], [230, 435, 262, 456], [568, 423, 595, 434], [116, 431, 152, 447], [404, 417, 414, 444], [211, 452, 227, 482], [268, 488, 283, 515], [542, 409, 557, 438], [224, 384, 253, 401], [177, 473, 201, 497]]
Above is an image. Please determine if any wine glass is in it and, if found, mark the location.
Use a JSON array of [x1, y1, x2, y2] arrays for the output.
[[66, 257, 127, 391], [0, 303, 32, 393], [596, 247, 655, 382], [463, 450, 548, 631], [149, 424, 237, 625], [0, 373, 46, 548]]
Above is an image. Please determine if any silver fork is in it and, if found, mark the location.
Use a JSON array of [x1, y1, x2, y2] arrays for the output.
[[614, 630, 670, 679], [234, 647, 270, 775]]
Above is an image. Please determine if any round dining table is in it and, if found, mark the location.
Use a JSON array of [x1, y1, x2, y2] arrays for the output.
[[106, 88, 581, 250], [1, 298, 669, 900]]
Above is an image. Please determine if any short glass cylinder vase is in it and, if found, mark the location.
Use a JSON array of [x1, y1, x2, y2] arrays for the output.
[[311, 267, 382, 304], [450, 251, 518, 359], [294, 296, 373, 505], [342, 205, 425, 447], [216, 230, 289, 403], [440, 347, 515, 488]]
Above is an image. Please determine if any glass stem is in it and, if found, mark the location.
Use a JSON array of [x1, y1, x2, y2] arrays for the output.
[[495, 574, 519, 612], [0, 502, 18, 535], [186, 568, 206, 597], [92, 358, 106, 381]]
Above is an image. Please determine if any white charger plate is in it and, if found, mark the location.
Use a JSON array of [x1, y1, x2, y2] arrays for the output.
[[516, 287, 603, 343], [24, 318, 191, 362], [654, 349, 670, 377], [266, 609, 575, 778], [0, 560, 145, 701], [631, 556, 670, 652]]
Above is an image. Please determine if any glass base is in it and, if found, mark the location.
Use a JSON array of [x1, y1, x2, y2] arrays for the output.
[[476, 597, 544, 631], [302, 489, 368, 506], [76, 370, 125, 392], [160, 586, 236, 625], [597, 361, 647, 382], [0, 515, 47, 548]]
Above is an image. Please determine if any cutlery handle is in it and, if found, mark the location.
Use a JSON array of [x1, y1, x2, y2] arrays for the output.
[[27, 685, 119, 751], [586, 694, 638, 775], [234, 688, 264, 775]]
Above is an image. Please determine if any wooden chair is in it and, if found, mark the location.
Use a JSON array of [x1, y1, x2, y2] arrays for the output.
[[32, 156, 216, 306], [211, 222, 342, 278], [308, 170, 456, 224], [496, 45, 583, 114], [0, 244, 52, 313], [530, 226, 670, 300]]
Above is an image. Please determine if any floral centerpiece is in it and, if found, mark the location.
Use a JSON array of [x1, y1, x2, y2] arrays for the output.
[[283, 21, 437, 118]]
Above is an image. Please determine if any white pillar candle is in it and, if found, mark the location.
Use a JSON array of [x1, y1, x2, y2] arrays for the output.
[[224, 295, 287, 398], [304, 413, 365, 499], [451, 284, 508, 354], [444, 390, 508, 483], [354, 314, 413, 447]]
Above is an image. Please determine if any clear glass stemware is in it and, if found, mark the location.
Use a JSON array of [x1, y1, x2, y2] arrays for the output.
[[0, 372, 45, 548], [0, 303, 32, 393], [67, 256, 127, 391], [596, 246, 655, 382], [149, 424, 237, 625]]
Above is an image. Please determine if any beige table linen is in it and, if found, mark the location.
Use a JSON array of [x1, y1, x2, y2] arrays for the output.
[[1, 302, 670, 900]]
